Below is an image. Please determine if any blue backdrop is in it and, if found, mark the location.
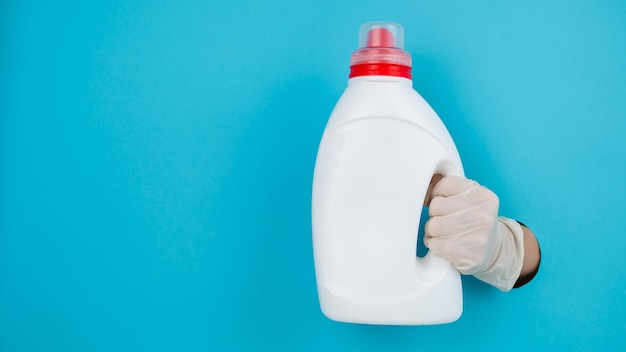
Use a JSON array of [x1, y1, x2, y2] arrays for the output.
[[2, 1, 625, 351]]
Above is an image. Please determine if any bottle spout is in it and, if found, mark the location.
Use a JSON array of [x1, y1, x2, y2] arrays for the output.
[[366, 27, 396, 48], [359, 22, 404, 49]]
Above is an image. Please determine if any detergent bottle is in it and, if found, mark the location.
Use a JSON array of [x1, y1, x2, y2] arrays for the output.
[[312, 21, 464, 325]]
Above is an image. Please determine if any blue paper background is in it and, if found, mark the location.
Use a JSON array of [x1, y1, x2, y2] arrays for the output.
[[2, 1, 625, 351]]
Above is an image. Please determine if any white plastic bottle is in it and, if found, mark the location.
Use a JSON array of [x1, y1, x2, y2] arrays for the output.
[[312, 22, 464, 325]]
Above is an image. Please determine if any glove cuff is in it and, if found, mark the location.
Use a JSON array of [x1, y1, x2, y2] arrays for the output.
[[472, 217, 525, 292]]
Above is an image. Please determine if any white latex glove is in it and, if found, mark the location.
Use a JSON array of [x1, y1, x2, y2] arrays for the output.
[[424, 176, 525, 292]]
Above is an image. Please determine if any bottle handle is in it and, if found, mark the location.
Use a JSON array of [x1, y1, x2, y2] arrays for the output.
[[415, 159, 464, 282]]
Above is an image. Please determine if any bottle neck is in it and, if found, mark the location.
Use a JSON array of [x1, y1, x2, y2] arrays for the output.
[[347, 74, 412, 85]]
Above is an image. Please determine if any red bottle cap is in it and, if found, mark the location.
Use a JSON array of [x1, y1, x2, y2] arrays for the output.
[[350, 22, 412, 79]]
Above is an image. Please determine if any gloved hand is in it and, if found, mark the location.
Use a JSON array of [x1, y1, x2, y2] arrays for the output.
[[424, 176, 525, 291]]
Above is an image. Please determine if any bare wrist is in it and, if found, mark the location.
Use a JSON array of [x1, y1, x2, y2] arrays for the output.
[[514, 224, 541, 288]]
